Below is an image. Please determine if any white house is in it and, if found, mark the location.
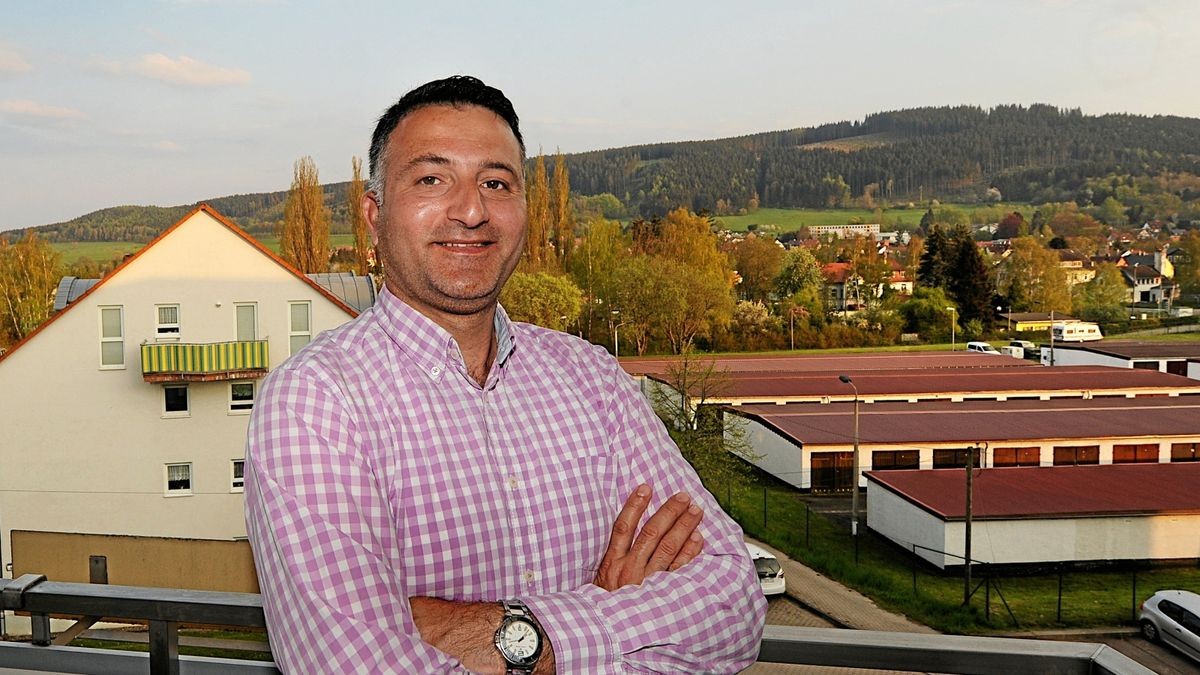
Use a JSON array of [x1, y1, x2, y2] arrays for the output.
[[0, 205, 365, 591]]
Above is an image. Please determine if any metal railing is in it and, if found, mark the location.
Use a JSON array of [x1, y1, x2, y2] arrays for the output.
[[2, 575, 1153, 674]]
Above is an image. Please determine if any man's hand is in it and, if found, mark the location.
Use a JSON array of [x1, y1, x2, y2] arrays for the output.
[[594, 484, 705, 591], [409, 597, 556, 675]]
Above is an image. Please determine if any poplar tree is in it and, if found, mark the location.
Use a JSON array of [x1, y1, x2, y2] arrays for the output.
[[346, 156, 371, 276], [281, 156, 329, 273], [550, 151, 574, 269], [524, 154, 551, 271]]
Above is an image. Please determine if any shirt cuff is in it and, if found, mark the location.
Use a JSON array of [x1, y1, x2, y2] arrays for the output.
[[522, 584, 621, 673]]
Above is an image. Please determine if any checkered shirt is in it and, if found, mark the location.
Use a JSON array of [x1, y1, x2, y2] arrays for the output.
[[245, 286, 765, 673]]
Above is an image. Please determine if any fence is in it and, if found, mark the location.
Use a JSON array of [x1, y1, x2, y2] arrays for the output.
[[722, 482, 1200, 632]]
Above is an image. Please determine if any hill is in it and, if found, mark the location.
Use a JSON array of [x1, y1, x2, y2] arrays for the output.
[[15, 103, 1200, 243]]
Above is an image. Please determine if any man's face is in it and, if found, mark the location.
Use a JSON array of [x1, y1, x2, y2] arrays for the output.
[[364, 104, 526, 320]]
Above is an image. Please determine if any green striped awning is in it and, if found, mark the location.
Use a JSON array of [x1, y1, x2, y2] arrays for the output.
[[141, 340, 269, 375]]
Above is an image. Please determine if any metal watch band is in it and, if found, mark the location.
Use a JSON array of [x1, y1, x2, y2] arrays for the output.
[[498, 599, 542, 674]]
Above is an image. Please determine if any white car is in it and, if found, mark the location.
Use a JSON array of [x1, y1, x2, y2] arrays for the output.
[[745, 542, 785, 597], [966, 341, 1001, 354], [1139, 589, 1200, 663]]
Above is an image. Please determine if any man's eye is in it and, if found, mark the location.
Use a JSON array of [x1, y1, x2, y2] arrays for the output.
[[418, 176, 441, 186], [482, 179, 508, 190]]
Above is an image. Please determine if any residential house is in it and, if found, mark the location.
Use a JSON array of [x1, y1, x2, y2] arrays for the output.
[[0, 205, 368, 592]]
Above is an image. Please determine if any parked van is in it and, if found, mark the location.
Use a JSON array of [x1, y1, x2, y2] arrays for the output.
[[745, 543, 785, 596], [966, 341, 1001, 354], [1051, 322, 1103, 342]]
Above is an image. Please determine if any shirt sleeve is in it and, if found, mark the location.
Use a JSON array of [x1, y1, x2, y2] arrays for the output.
[[521, 357, 767, 674], [244, 364, 469, 674]]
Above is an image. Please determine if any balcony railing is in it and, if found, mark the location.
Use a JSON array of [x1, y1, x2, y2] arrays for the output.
[[140, 340, 269, 383], [1, 575, 1154, 675]]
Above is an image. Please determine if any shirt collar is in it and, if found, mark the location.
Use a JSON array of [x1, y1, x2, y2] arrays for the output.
[[374, 284, 516, 384]]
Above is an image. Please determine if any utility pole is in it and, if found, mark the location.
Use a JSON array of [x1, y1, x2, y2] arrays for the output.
[[964, 444, 975, 605]]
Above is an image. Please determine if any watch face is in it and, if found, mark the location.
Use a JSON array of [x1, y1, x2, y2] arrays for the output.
[[500, 618, 540, 661]]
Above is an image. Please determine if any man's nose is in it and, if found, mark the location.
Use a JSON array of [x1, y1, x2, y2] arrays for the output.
[[446, 180, 488, 228]]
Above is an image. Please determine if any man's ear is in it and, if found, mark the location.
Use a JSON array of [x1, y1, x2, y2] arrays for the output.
[[363, 191, 381, 245]]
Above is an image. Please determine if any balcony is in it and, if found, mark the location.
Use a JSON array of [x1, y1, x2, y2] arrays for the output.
[[140, 340, 269, 384], [0, 575, 1153, 675]]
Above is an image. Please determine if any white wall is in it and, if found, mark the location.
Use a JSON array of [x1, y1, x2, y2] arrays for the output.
[[1189, 361, 1200, 381], [1040, 347, 1127, 368], [942, 514, 1200, 566], [867, 482, 948, 567], [0, 211, 357, 572], [738, 415, 807, 489]]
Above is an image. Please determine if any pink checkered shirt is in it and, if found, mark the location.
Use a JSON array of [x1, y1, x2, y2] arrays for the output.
[[245, 286, 765, 673]]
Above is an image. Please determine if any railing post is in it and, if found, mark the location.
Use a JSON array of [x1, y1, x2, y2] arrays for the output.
[[149, 619, 180, 675], [30, 614, 51, 646]]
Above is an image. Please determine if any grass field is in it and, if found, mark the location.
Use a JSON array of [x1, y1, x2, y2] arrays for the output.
[[726, 477, 1200, 634], [714, 203, 1032, 233]]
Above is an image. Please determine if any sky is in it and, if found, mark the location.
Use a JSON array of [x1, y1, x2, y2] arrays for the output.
[[2, 0, 1199, 232]]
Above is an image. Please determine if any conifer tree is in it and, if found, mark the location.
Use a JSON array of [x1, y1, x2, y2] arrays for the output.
[[917, 224, 949, 289]]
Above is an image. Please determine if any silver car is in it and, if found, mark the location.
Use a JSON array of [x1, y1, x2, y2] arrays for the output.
[[1139, 589, 1200, 663]]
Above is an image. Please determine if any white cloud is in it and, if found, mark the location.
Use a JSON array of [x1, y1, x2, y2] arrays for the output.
[[0, 99, 87, 120], [0, 43, 32, 75], [147, 140, 184, 152], [124, 53, 251, 86]]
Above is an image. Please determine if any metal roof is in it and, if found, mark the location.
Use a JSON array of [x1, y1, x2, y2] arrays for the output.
[[53, 277, 99, 312], [623, 351, 1033, 377], [731, 395, 1200, 447], [1051, 340, 1200, 360], [305, 272, 377, 313], [659, 364, 1200, 402], [867, 463, 1200, 520]]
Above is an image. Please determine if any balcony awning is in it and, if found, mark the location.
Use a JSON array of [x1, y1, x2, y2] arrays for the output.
[[141, 340, 269, 383]]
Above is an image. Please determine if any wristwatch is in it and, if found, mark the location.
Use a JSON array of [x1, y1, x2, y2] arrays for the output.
[[494, 599, 543, 673]]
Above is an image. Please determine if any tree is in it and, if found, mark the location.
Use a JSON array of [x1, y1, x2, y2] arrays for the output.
[[898, 286, 957, 341], [946, 225, 993, 326], [1175, 231, 1200, 296], [281, 156, 330, 273], [498, 271, 583, 332], [917, 224, 950, 289], [775, 247, 825, 319], [995, 212, 1026, 239], [996, 237, 1071, 313], [733, 235, 784, 302], [550, 152, 575, 269], [524, 154, 551, 271], [0, 231, 61, 346], [568, 216, 627, 342], [648, 344, 759, 498], [1074, 263, 1128, 323], [346, 156, 371, 276]]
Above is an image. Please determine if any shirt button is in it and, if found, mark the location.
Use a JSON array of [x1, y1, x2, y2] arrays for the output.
[[430, 366, 442, 377], [508, 477, 519, 489], [523, 570, 536, 582]]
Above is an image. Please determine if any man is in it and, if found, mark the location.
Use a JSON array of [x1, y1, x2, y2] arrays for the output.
[[245, 75, 765, 674]]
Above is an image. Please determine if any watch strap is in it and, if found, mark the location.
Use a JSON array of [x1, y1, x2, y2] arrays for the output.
[[497, 599, 542, 673]]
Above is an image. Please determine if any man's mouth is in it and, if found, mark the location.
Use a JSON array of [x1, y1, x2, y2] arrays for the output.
[[438, 241, 490, 249]]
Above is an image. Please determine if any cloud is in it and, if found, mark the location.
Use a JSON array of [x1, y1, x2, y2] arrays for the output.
[[118, 53, 251, 86], [146, 140, 184, 152], [0, 43, 32, 75], [0, 99, 87, 120]]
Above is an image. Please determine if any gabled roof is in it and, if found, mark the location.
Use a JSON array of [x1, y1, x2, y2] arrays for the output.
[[0, 204, 359, 367]]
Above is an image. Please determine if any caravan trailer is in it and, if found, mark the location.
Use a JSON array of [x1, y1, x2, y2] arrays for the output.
[[1051, 322, 1103, 342]]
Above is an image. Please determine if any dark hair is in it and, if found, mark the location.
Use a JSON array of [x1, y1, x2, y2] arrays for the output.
[[367, 75, 524, 202]]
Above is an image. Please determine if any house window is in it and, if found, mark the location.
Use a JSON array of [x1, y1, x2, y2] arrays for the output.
[[165, 463, 192, 495], [932, 448, 983, 469], [163, 385, 189, 416], [1112, 443, 1159, 464], [289, 301, 311, 355], [230, 382, 255, 413], [99, 306, 124, 368], [231, 459, 245, 492], [156, 304, 180, 338], [871, 450, 919, 471], [993, 447, 1041, 467], [235, 303, 258, 341], [1053, 446, 1100, 466], [1171, 442, 1200, 463]]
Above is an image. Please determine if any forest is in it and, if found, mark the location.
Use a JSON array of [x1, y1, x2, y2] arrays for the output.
[[16, 103, 1200, 244]]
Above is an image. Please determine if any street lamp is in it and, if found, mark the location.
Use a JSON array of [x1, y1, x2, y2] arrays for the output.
[[838, 375, 861, 544], [997, 305, 1011, 333], [946, 306, 957, 351], [611, 309, 622, 359]]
